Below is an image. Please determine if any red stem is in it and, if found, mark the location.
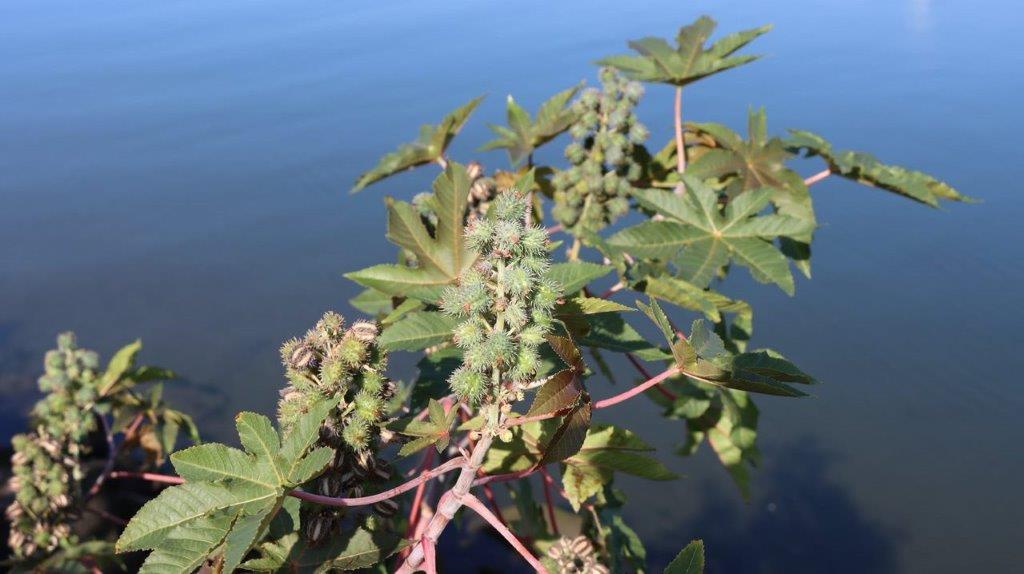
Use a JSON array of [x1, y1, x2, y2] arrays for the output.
[[504, 365, 681, 427], [626, 353, 677, 401], [87, 413, 145, 498], [109, 457, 466, 508], [593, 366, 680, 409], [423, 540, 438, 574], [481, 484, 509, 527], [463, 494, 549, 573], [539, 468, 559, 536], [405, 449, 435, 538]]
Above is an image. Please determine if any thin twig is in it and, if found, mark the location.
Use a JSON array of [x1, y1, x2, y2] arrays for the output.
[[463, 494, 549, 573], [87, 413, 144, 498], [405, 449, 435, 538], [545, 223, 563, 234], [804, 168, 831, 186], [626, 353, 677, 401], [539, 468, 559, 536], [593, 366, 680, 409], [83, 505, 128, 527], [598, 282, 624, 299], [503, 366, 682, 428], [673, 86, 687, 195]]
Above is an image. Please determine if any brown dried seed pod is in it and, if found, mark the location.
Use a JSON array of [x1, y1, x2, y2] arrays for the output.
[[466, 161, 484, 180], [349, 321, 379, 343], [373, 498, 399, 517], [288, 343, 318, 370]]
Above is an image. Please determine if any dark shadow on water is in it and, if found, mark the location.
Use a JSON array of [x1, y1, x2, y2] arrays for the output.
[[651, 438, 903, 574]]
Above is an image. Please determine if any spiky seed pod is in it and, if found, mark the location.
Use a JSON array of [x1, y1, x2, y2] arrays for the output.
[[349, 320, 378, 343], [440, 189, 561, 408], [547, 536, 610, 574], [5, 332, 119, 560], [278, 312, 397, 544], [553, 68, 647, 233]]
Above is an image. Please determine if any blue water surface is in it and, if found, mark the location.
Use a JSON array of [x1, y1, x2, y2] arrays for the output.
[[1, 1, 1021, 572]]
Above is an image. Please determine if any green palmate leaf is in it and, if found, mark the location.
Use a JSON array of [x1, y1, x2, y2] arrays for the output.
[[614, 177, 814, 294], [391, 398, 457, 457], [562, 425, 678, 510], [119, 398, 339, 570], [785, 128, 975, 206], [378, 311, 458, 351], [481, 84, 582, 165], [138, 512, 236, 574], [707, 390, 761, 497], [346, 163, 478, 302], [687, 109, 815, 224], [598, 16, 770, 87], [287, 446, 334, 485], [221, 510, 277, 573], [117, 481, 279, 553], [236, 412, 285, 483], [555, 295, 634, 318], [380, 298, 424, 325], [636, 296, 695, 368], [349, 287, 394, 315], [677, 319, 809, 397], [352, 95, 483, 191], [545, 261, 613, 295], [278, 397, 340, 475], [642, 275, 720, 323], [171, 443, 274, 486], [665, 540, 705, 574], [597, 488, 648, 574], [243, 522, 410, 573], [578, 312, 673, 362]]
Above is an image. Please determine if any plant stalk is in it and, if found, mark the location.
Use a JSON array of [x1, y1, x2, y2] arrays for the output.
[[674, 86, 687, 195], [397, 434, 494, 572]]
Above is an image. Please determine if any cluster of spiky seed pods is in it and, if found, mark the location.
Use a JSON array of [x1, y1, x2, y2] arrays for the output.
[[551, 67, 647, 232], [6, 333, 99, 558], [440, 189, 560, 408], [277, 311, 398, 542], [546, 535, 610, 574]]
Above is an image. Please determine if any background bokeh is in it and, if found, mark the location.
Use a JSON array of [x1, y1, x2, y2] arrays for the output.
[[2, 1, 1021, 571]]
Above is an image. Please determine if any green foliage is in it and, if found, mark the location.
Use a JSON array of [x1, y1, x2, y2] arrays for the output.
[[613, 177, 814, 294], [598, 16, 769, 87], [481, 85, 582, 165], [242, 520, 409, 572], [665, 540, 705, 574], [352, 96, 483, 191], [390, 398, 458, 457], [7, 13, 969, 574], [6, 334, 182, 565], [116, 398, 338, 571], [785, 128, 976, 206], [345, 163, 477, 302]]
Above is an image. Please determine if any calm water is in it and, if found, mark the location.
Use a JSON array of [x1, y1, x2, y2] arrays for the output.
[[2, 1, 1022, 572]]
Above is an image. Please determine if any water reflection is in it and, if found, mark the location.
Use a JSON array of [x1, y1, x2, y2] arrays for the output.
[[652, 439, 901, 574]]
